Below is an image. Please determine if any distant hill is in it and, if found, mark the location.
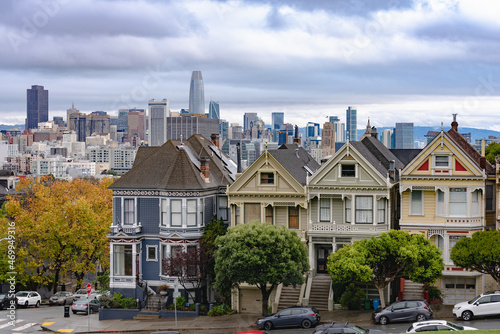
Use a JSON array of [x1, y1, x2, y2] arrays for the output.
[[0, 124, 24, 131]]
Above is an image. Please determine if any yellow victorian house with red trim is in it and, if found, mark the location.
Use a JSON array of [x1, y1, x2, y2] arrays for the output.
[[399, 118, 496, 305]]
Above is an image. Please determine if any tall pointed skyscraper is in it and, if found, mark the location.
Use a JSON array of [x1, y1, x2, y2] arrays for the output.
[[189, 71, 205, 114]]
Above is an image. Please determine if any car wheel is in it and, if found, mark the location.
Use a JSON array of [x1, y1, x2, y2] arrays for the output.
[[72, 311, 76, 314], [24, 301, 28, 308], [416, 314, 426, 322], [263, 321, 273, 331], [89, 308, 94, 314], [462, 310, 473, 321], [35, 301, 40, 308], [301, 319, 313, 329], [379, 316, 388, 325]]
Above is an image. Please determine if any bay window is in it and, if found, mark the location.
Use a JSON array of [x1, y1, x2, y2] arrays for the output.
[[449, 188, 466, 216], [355, 196, 373, 224], [410, 190, 423, 215], [113, 244, 132, 276], [320, 198, 330, 222], [187, 199, 197, 226]]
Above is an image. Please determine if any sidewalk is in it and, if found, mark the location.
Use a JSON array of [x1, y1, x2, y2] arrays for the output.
[[66, 304, 455, 334]]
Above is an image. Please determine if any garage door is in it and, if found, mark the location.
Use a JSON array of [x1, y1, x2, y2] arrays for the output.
[[443, 277, 476, 305], [239, 288, 262, 313]]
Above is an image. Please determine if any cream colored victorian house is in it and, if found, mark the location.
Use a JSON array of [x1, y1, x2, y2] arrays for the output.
[[306, 136, 405, 303], [399, 119, 496, 305], [226, 144, 320, 313]]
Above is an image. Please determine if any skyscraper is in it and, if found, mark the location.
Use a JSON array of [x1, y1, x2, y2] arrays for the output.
[[394, 123, 414, 149], [272, 112, 284, 130], [346, 106, 357, 141], [148, 99, 169, 146], [322, 122, 335, 158], [26, 85, 48, 130], [208, 100, 220, 119], [243, 112, 258, 133], [329, 116, 345, 142], [189, 71, 205, 114], [380, 129, 393, 149]]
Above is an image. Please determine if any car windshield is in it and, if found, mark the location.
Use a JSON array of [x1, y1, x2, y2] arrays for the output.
[[53, 292, 64, 296], [75, 299, 91, 304], [75, 289, 87, 294], [353, 325, 367, 334], [16, 292, 28, 297], [446, 322, 464, 330], [468, 295, 481, 304]]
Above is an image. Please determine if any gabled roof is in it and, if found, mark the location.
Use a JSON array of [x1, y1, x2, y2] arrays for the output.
[[358, 137, 405, 173], [447, 127, 495, 175], [268, 144, 321, 185], [110, 134, 235, 190], [390, 149, 422, 166]]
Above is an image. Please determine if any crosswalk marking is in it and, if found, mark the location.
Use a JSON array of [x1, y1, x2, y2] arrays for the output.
[[12, 323, 36, 331], [57, 329, 75, 333], [0, 319, 23, 330]]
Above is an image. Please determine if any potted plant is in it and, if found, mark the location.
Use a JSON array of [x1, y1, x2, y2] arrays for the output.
[[157, 284, 169, 296]]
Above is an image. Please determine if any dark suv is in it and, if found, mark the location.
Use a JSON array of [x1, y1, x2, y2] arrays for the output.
[[256, 306, 321, 330], [373, 300, 432, 325]]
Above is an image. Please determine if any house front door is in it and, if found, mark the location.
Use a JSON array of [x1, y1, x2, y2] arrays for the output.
[[316, 244, 332, 273]]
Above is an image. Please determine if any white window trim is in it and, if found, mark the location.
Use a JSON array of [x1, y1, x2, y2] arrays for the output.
[[186, 199, 198, 227], [171, 199, 182, 227], [160, 198, 169, 226], [432, 153, 452, 169], [340, 163, 357, 178], [319, 197, 331, 222], [409, 190, 424, 216], [122, 197, 136, 226], [146, 245, 158, 262], [259, 171, 276, 185]]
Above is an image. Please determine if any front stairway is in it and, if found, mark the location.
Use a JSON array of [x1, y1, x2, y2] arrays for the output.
[[278, 285, 301, 310], [404, 280, 424, 300], [308, 274, 331, 311]]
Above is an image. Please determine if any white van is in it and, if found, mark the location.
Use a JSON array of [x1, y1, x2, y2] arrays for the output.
[[453, 291, 500, 321]]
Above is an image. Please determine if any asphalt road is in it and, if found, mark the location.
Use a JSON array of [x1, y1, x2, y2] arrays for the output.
[[2, 304, 500, 334]]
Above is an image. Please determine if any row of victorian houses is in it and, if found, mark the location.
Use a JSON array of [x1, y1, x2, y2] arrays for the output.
[[107, 118, 499, 313]]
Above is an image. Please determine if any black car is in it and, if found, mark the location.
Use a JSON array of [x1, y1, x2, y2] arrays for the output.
[[314, 322, 386, 334], [0, 294, 16, 310], [373, 300, 433, 325], [256, 306, 321, 330]]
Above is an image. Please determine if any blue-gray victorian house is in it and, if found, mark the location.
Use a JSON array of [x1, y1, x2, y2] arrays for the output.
[[107, 134, 235, 301]]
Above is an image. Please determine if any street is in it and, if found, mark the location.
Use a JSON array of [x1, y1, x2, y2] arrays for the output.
[[2, 305, 500, 334]]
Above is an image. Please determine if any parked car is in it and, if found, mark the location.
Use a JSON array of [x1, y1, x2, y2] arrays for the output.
[[373, 300, 433, 325], [256, 306, 321, 330], [49, 291, 74, 305], [406, 320, 477, 332], [233, 332, 270, 334], [0, 293, 17, 310], [453, 290, 500, 321], [73, 288, 102, 300], [15, 291, 41, 308], [314, 322, 385, 334], [71, 298, 100, 315]]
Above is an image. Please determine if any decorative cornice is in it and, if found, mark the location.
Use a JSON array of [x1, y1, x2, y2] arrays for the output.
[[113, 190, 224, 197], [401, 176, 484, 181]]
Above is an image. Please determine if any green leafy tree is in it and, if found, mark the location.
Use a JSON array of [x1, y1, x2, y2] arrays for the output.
[[450, 230, 500, 285], [485, 142, 500, 164], [327, 230, 444, 308], [213, 222, 309, 316], [201, 218, 226, 278]]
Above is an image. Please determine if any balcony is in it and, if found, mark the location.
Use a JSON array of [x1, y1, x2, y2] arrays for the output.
[[309, 222, 389, 234], [110, 222, 142, 235]]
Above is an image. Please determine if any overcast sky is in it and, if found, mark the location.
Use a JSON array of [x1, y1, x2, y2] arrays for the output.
[[1, 0, 500, 130]]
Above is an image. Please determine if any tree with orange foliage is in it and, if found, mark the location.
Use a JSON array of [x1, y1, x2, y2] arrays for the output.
[[1, 176, 113, 292]]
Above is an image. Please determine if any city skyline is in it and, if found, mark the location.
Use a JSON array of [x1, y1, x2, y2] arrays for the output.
[[1, 1, 500, 130]]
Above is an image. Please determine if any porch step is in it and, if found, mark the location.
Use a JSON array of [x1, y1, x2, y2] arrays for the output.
[[309, 274, 331, 312], [404, 280, 424, 300], [278, 285, 301, 310], [145, 294, 163, 311]]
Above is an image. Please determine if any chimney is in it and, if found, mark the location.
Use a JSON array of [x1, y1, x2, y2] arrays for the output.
[[211, 133, 219, 148], [451, 113, 458, 131], [481, 139, 486, 156], [480, 156, 486, 170], [200, 156, 210, 182], [295, 148, 299, 158]]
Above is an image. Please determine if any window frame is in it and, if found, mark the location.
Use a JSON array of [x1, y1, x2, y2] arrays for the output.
[[113, 244, 133, 276], [320, 198, 331, 222], [170, 199, 182, 227], [434, 155, 450, 168], [186, 199, 197, 227], [449, 188, 467, 217], [146, 245, 158, 262], [341, 164, 356, 177], [265, 205, 273, 224], [345, 198, 352, 223], [260, 172, 275, 185], [355, 196, 373, 224], [410, 190, 423, 216], [123, 198, 135, 225], [288, 206, 299, 229], [377, 198, 386, 224]]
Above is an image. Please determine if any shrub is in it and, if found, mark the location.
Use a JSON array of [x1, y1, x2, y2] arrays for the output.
[[332, 283, 347, 304], [208, 304, 233, 316], [176, 296, 187, 310], [157, 284, 169, 292], [99, 294, 121, 309], [424, 284, 443, 301], [339, 283, 366, 310]]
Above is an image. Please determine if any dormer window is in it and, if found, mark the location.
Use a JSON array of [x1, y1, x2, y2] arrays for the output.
[[435, 155, 449, 168], [341, 164, 356, 177], [261, 172, 274, 184]]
